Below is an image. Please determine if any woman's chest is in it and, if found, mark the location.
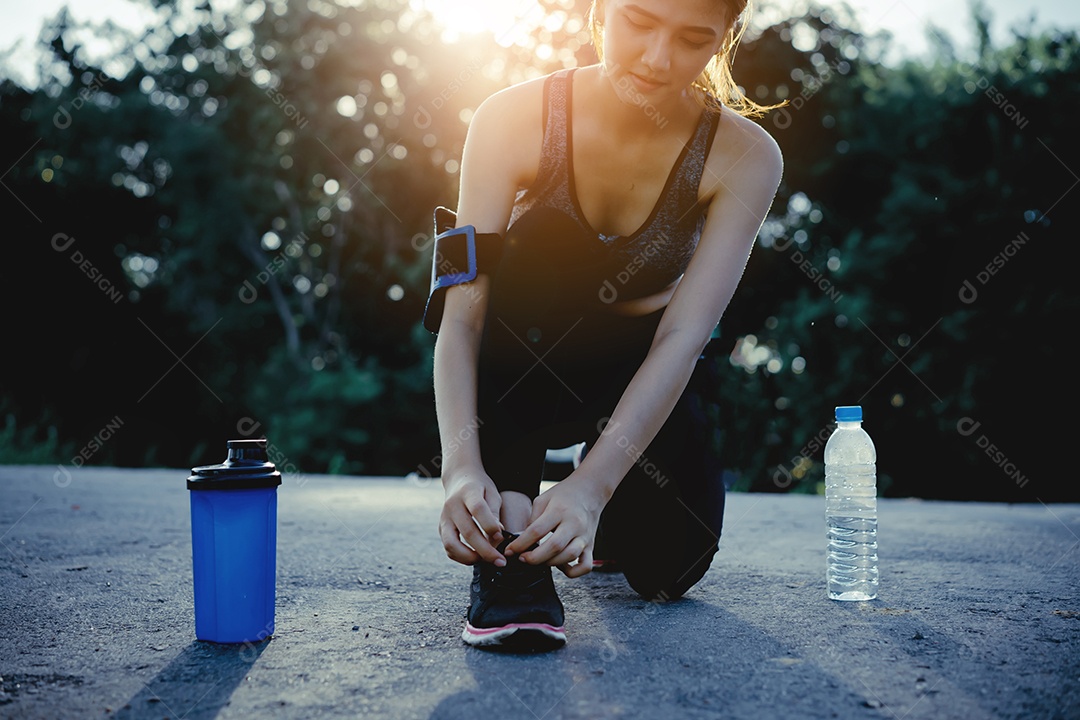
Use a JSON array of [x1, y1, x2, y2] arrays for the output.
[[571, 130, 688, 238]]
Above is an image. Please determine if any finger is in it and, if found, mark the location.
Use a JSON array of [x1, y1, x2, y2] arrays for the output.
[[504, 496, 554, 556], [506, 518, 556, 557], [560, 545, 594, 578], [460, 523, 507, 566], [547, 537, 588, 569], [449, 505, 506, 565], [465, 492, 502, 539], [439, 519, 480, 565], [520, 527, 574, 565]]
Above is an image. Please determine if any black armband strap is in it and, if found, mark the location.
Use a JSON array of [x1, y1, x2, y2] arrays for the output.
[[422, 206, 503, 334]]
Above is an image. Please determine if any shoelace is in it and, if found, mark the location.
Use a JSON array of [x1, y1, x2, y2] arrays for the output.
[[485, 533, 544, 590]]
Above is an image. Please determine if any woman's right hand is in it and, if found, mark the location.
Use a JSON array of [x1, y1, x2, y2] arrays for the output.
[[439, 469, 506, 567]]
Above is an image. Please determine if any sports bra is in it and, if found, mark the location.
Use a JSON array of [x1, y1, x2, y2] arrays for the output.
[[509, 67, 722, 301]]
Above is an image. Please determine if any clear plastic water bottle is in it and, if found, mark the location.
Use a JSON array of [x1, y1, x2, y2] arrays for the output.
[[824, 405, 878, 601]]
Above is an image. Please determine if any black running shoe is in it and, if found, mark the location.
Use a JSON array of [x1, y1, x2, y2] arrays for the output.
[[461, 533, 566, 652]]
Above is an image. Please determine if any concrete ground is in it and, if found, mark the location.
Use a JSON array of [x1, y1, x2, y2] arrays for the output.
[[1, 465, 1078, 720]]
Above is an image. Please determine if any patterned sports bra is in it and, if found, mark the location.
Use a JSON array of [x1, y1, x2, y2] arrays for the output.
[[509, 67, 722, 301]]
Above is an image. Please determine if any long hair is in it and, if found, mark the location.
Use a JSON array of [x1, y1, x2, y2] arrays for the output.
[[587, 0, 785, 118]]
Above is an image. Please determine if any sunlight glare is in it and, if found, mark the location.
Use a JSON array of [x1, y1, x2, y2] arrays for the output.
[[413, 0, 548, 47]]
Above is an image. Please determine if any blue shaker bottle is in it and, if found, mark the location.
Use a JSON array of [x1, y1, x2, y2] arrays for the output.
[[187, 439, 281, 643]]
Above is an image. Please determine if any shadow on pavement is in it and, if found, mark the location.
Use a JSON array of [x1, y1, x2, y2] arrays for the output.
[[429, 642, 583, 720], [425, 591, 1000, 718], [426, 594, 867, 718], [113, 639, 269, 720]]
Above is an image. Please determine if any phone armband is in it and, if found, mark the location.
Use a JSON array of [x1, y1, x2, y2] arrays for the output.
[[422, 206, 502, 333]]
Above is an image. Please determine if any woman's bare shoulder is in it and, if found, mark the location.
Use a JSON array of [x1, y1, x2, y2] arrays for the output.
[[472, 73, 549, 131], [466, 73, 553, 185], [701, 109, 783, 199]]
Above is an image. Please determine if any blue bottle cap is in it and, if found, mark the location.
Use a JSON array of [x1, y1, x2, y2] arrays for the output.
[[835, 405, 862, 422]]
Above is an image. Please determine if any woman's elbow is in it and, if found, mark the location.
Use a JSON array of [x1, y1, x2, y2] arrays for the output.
[[440, 277, 491, 335]]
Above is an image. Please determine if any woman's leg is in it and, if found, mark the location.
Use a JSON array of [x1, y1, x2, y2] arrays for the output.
[[474, 357, 559, 525], [589, 355, 727, 602], [474, 206, 726, 600], [462, 209, 645, 651], [466, 344, 571, 651], [477, 298, 726, 601]]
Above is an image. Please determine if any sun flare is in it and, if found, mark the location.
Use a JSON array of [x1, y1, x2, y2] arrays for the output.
[[412, 0, 552, 46]]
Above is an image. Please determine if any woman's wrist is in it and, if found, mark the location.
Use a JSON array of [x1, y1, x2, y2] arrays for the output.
[[439, 459, 486, 489], [562, 469, 615, 511]]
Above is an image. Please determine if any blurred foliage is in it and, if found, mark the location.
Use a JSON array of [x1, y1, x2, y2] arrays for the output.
[[0, 400, 75, 465], [710, 3, 1078, 501], [0, 0, 1075, 501]]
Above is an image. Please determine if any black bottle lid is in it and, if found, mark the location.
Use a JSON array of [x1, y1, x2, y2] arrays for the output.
[[187, 439, 282, 490]]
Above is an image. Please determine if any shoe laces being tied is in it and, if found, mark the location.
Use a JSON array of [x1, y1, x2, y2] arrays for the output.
[[484, 532, 545, 589]]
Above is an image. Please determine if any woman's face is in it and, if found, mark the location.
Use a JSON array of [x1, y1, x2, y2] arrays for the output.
[[599, 0, 729, 106]]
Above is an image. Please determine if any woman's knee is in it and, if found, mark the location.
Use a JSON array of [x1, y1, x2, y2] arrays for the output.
[[621, 530, 721, 601], [601, 463, 725, 601]]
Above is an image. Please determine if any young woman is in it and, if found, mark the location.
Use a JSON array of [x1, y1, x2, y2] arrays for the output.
[[426, 0, 784, 652]]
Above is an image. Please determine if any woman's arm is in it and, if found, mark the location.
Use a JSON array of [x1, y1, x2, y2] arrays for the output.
[[507, 116, 784, 573], [434, 80, 543, 567]]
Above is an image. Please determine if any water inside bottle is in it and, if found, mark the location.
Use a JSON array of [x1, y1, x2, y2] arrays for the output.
[[824, 410, 878, 601], [827, 515, 878, 601]]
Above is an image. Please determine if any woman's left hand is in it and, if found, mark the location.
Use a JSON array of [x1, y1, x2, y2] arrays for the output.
[[504, 476, 607, 578]]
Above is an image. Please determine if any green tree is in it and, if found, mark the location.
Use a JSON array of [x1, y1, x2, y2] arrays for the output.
[[712, 4, 1077, 501], [0, 0, 593, 474], [1, 1, 1075, 502]]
